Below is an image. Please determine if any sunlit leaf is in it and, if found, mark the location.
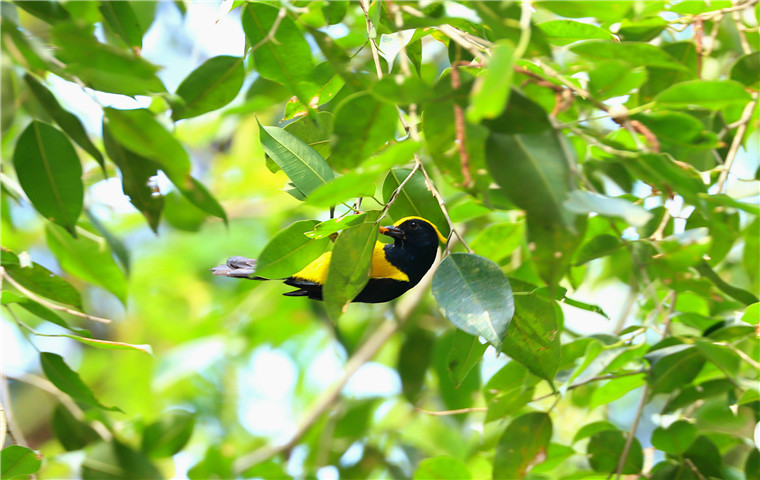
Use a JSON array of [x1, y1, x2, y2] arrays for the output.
[[414, 456, 471, 480], [651, 420, 696, 455], [468, 40, 514, 122], [656, 79, 752, 110], [1, 248, 83, 309], [0, 445, 41, 479], [99, 1, 143, 50], [254, 220, 329, 279], [537, 20, 614, 45], [13, 121, 83, 235], [172, 55, 244, 121]]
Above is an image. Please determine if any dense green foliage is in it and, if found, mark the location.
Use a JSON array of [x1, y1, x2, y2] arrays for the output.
[[1, 1, 759, 479]]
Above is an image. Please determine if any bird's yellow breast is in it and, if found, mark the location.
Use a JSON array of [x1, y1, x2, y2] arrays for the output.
[[291, 242, 409, 284]]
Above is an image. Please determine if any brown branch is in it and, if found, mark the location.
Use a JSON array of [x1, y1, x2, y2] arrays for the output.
[[716, 96, 758, 193], [450, 61, 479, 189], [615, 384, 649, 479]]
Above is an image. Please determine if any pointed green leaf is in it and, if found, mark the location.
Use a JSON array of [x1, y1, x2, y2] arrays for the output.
[[52, 404, 99, 451], [331, 92, 398, 171], [571, 40, 688, 70], [1, 248, 82, 309], [82, 440, 161, 479], [493, 412, 552, 479], [588, 430, 643, 474], [652, 420, 697, 455], [432, 253, 514, 351], [0, 445, 41, 478], [589, 373, 646, 409], [323, 211, 381, 320], [254, 220, 330, 279], [258, 122, 335, 196], [45, 224, 128, 303], [102, 123, 163, 232], [104, 108, 190, 180], [1, 291, 89, 335], [414, 456, 471, 480], [656, 79, 752, 110], [646, 344, 705, 395], [447, 330, 488, 388], [468, 40, 514, 123], [40, 352, 121, 411], [99, 1, 143, 50], [13, 121, 83, 235], [142, 410, 196, 458], [23, 74, 104, 169], [537, 20, 614, 45], [241, 3, 314, 101], [305, 214, 368, 240], [173, 175, 227, 222], [173, 55, 244, 121], [731, 52, 760, 89], [502, 293, 561, 382]]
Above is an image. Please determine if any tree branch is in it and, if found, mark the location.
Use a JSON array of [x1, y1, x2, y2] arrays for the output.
[[615, 384, 649, 479], [716, 96, 757, 193]]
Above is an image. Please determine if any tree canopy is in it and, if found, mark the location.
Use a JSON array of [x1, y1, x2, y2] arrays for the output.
[[1, 1, 759, 479]]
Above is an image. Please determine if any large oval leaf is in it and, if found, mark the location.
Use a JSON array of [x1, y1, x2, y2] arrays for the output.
[[13, 121, 83, 235], [331, 92, 398, 171], [258, 121, 335, 197], [432, 253, 514, 351], [1, 248, 82, 309], [254, 220, 330, 279], [323, 210, 381, 320], [502, 292, 561, 382], [242, 3, 314, 101], [23, 74, 104, 168], [141, 410, 196, 458], [40, 352, 120, 411], [493, 412, 553, 479], [172, 55, 245, 121], [98, 1, 143, 50], [656, 79, 752, 110], [0, 445, 41, 478]]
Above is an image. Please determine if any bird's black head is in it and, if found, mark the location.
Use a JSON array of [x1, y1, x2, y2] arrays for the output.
[[380, 217, 447, 250]]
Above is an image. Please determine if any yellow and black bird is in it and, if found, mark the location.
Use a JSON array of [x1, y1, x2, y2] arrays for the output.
[[212, 216, 446, 303]]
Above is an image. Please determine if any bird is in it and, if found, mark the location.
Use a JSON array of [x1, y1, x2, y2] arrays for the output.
[[211, 216, 447, 303]]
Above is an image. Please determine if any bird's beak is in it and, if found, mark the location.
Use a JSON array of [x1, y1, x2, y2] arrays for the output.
[[379, 225, 405, 241]]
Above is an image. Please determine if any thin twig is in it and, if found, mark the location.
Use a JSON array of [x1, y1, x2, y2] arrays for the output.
[[615, 384, 649, 479], [0, 267, 113, 324], [415, 406, 487, 416], [531, 370, 646, 403], [716, 96, 757, 193], [684, 458, 708, 480], [359, 0, 384, 79], [400, 5, 487, 59], [450, 61, 474, 188], [233, 319, 399, 471], [695, 18, 704, 78]]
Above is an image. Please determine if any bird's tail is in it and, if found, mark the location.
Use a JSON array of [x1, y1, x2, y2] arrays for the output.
[[210, 256, 266, 280]]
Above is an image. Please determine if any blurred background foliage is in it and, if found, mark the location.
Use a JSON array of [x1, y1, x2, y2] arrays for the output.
[[1, 1, 759, 479]]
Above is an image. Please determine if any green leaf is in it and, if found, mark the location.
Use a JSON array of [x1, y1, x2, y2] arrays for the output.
[[13, 121, 83, 235], [45, 224, 128, 303], [305, 214, 368, 240], [102, 123, 163, 232], [589, 373, 646, 409], [486, 129, 571, 223], [99, 1, 143, 50], [51, 22, 165, 96], [52, 404, 99, 451], [82, 440, 162, 480], [589, 61, 648, 99], [23, 74, 104, 169], [254, 220, 329, 279], [241, 3, 314, 101], [1, 291, 89, 335], [493, 412, 552, 479], [646, 344, 705, 395], [104, 108, 190, 180], [432, 253, 515, 351], [571, 40, 688, 70], [537, 20, 614, 45], [618, 16, 668, 42], [741, 302, 759, 325], [15, 1, 70, 23], [0, 18, 51, 74], [484, 361, 537, 422], [564, 191, 652, 227], [382, 168, 450, 238], [323, 211, 381, 320], [172, 55, 244, 121], [747, 449, 760, 480], [283, 111, 334, 160], [693, 338, 741, 376], [173, 175, 227, 222], [414, 456, 472, 480], [537, 1, 633, 22], [502, 293, 560, 382], [731, 52, 760, 89], [587, 430, 643, 474], [470, 222, 524, 265], [0, 445, 41, 478], [306, 141, 419, 207], [683, 436, 722, 478], [61, 335, 152, 354], [651, 420, 697, 455], [330, 92, 398, 171], [575, 234, 622, 265], [1, 249, 83, 308], [573, 421, 617, 443], [526, 215, 584, 289], [257, 122, 335, 197], [447, 330, 488, 388], [467, 40, 514, 122], [656, 79, 752, 110], [695, 260, 759, 305], [40, 352, 120, 411], [398, 328, 435, 403], [142, 410, 196, 457]]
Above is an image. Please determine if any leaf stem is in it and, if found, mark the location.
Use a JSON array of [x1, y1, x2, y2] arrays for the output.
[[1, 267, 113, 324]]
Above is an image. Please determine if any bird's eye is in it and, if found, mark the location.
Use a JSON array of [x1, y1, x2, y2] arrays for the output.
[[409, 221, 419, 230]]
